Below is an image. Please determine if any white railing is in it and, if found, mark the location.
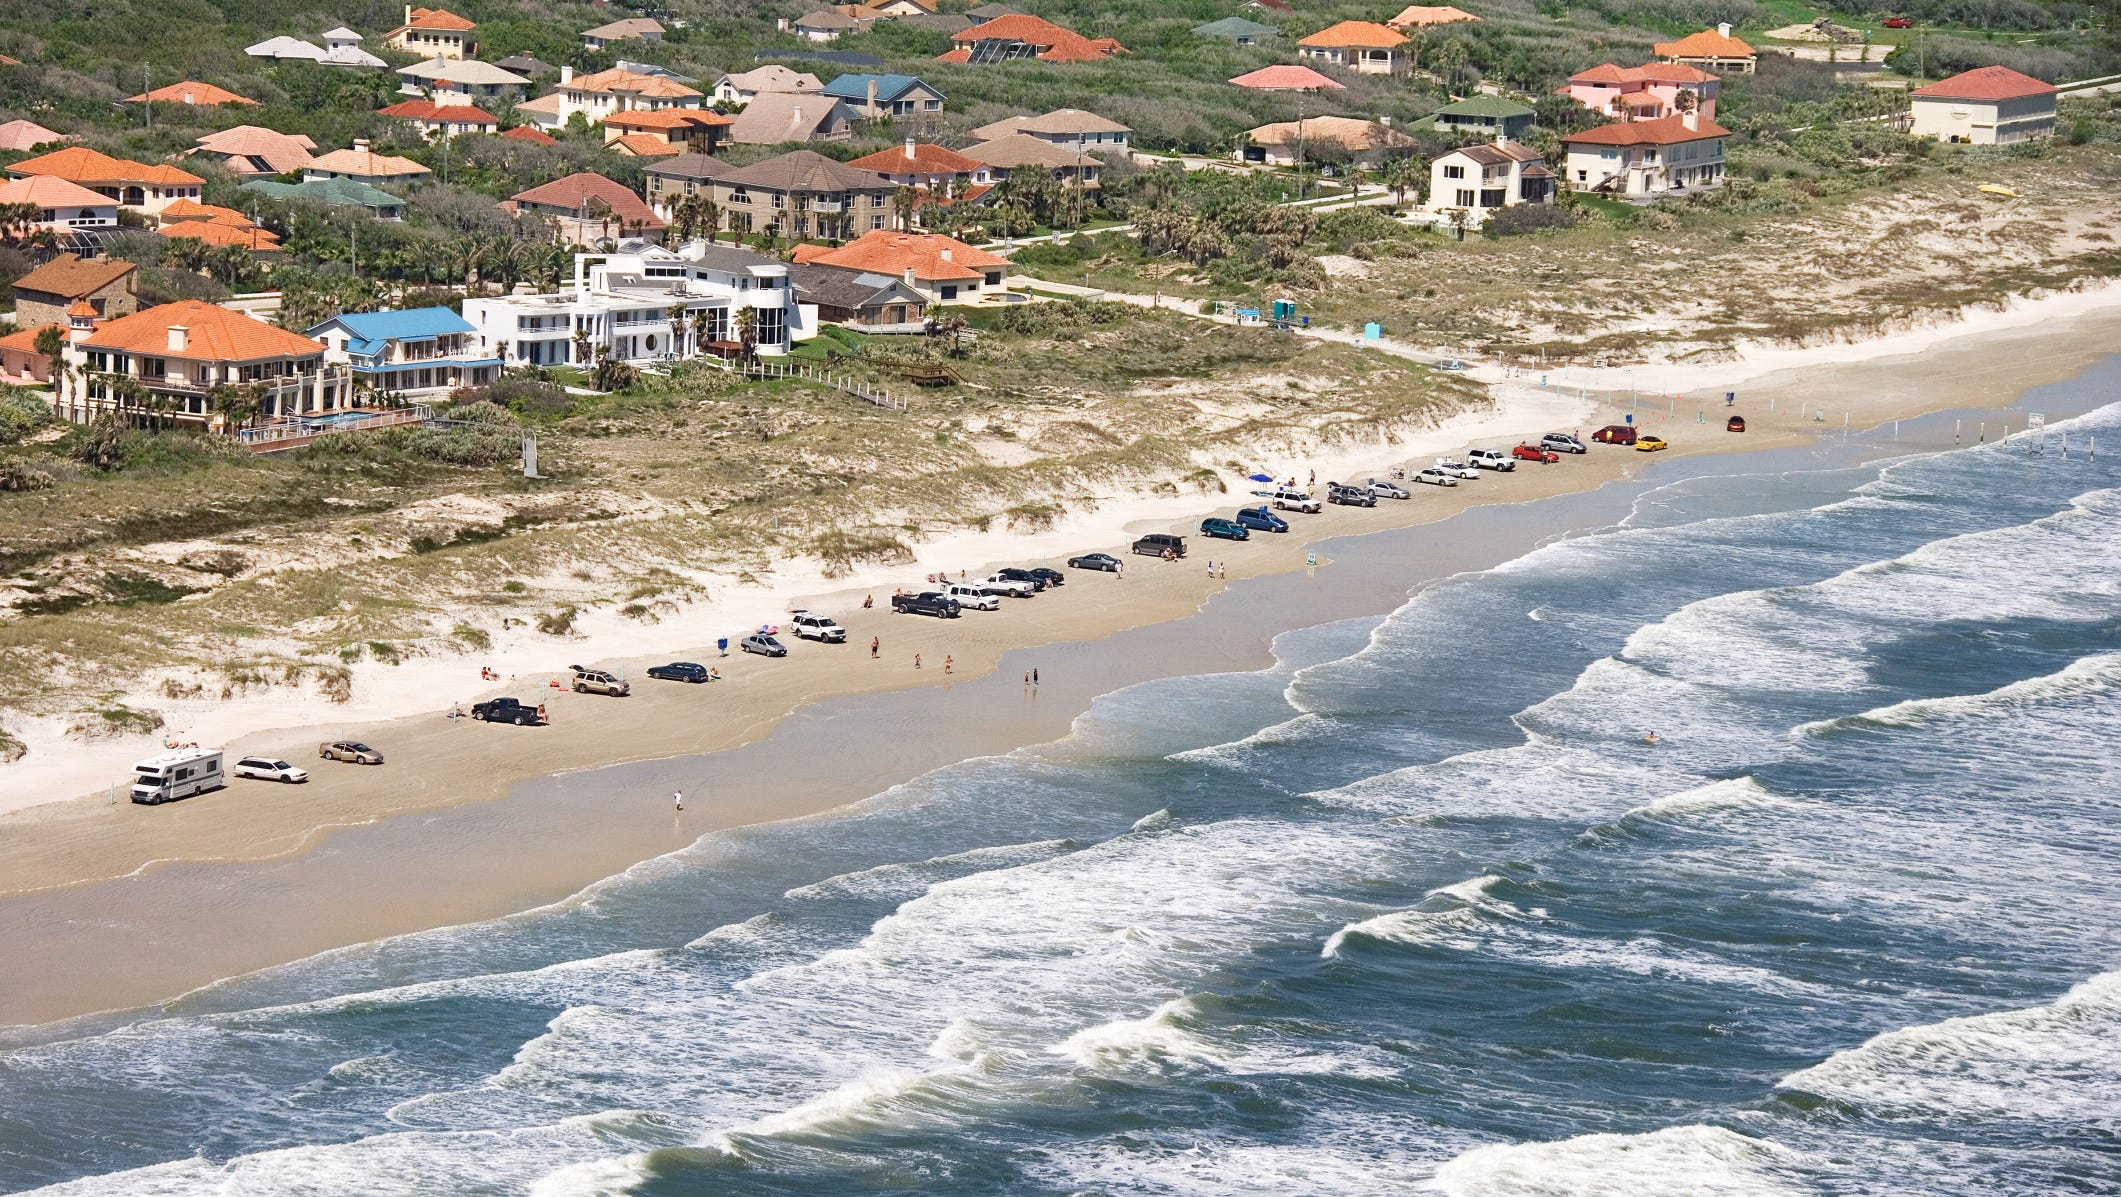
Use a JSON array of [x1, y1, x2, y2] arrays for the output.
[[744, 359, 907, 411]]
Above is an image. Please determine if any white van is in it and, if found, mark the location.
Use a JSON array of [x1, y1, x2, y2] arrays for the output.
[[944, 582, 1002, 611], [130, 749, 225, 805]]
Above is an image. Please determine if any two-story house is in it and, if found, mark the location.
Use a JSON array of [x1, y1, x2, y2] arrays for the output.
[[395, 58, 531, 106], [791, 230, 1008, 304], [846, 140, 979, 196], [1562, 111, 1729, 197], [820, 73, 946, 118], [582, 18, 664, 49], [463, 241, 815, 365], [961, 134, 1103, 190], [1565, 62, 1720, 122], [7, 147, 203, 217], [54, 300, 352, 427], [969, 109, 1130, 155], [1653, 23, 1755, 73], [188, 126, 317, 176], [304, 140, 433, 189], [937, 14, 1124, 63], [13, 254, 137, 328], [0, 177, 119, 242], [384, 6, 476, 59], [306, 307, 501, 400], [1425, 137, 1554, 226], [508, 172, 667, 246], [1423, 96, 1535, 141], [515, 66, 705, 131], [711, 65, 823, 104], [726, 92, 857, 144], [1296, 21, 1409, 76], [642, 154, 744, 219], [378, 99, 500, 139], [712, 150, 894, 240], [603, 109, 734, 157], [1909, 65, 2058, 145]]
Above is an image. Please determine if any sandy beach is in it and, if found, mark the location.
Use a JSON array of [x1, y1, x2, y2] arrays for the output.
[[3, 289, 2118, 1029]]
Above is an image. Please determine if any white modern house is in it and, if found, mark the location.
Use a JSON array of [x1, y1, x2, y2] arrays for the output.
[[1561, 112, 1729, 199], [463, 241, 817, 367], [1908, 65, 2058, 145]]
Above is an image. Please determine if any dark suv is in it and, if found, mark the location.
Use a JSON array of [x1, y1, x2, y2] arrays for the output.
[[892, 591, 962, 618], [1327, 482, 1376, 507], [1131, 533, 1187, 559]]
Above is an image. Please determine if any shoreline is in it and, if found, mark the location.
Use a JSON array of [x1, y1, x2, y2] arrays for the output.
[[1, 295, 2117, 1029]]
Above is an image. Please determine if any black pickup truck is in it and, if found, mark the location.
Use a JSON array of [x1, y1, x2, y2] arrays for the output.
[[892, 591, 962, 618], [471, 697, 542, 725]]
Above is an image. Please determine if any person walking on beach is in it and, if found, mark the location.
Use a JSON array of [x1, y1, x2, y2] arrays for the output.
[[1032, 668, 1039, 686], [871, 636, 880, 659], [944, 655, 954, 674], [914, 653, 922, 670], [673, 790, 684, 812], [536, 702, 549, 724]]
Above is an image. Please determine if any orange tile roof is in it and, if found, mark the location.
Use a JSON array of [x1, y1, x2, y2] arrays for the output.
[[1386, 5, 1479, 27], [160, 221, 283, 250], [0, 322, 60, 354], [1653, 28, 1755, 58], [0, 175, 115, 209], [798, 230, 1008, 283], [501, 125, 559, 144], [1572, 62, 1720, 85], [933, 47, 972, 62], [511, 171, 664, 229], [308, 145, 431, 178], [1910, 65, 2056, 101], [948, 13, 1123, 60], [128, 81, 258, 106], [1564, 113, 1730, 146], [14, 253, 136, 298], [567, 68, 703, 98], [846, 142, 981, 174], [378, 99, 499, 123], [603, 107, 732, 130], [160, 199, 251, 223], [607, 132, 683, 156], [10, 146, 203, 188], [0, 119, 67, 152], [1230, 64, 1346, 91], [1299, 20, 1407, 48], [68, 300, 98, 318], [84, 300, 318, 361], [401, 7, 475, 30]]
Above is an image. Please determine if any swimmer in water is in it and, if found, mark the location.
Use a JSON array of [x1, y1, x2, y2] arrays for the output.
[[1645, 731, 1660, 745]]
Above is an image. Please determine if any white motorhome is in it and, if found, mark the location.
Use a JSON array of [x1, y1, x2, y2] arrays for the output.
[[130, 749, 225, 805]]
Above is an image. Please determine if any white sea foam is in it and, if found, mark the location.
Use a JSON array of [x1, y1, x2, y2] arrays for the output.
[[1618, 776, 1805, 822], [1049, 997, 1227, 1071], [781, 838, 1080, 902], [1428, 1125, 1809, 1197], [1793, 652, 2121, 739]]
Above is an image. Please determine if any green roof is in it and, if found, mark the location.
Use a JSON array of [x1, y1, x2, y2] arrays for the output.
[[240, 176, 406, 210], [1432, 95, 1535, 118], [1192, 15, 1278, 37]]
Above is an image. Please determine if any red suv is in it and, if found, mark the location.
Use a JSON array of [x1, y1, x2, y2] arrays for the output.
[[1592, 424, 1639, 445], [1512, 442, 1559, 463]]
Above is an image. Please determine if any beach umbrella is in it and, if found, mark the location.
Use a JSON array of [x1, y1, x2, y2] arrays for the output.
[[1247, 472, 1273, 482]]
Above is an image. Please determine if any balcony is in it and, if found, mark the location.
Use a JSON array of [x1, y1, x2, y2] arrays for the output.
[[806, 196, 845, 213]]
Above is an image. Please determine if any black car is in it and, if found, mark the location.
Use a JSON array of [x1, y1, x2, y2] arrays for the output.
[[741, 634, 788, 657], [647, 661, 709, 683], [1068, 553, 1120, 572], [1026, 567, 1066, 587], [995, 567, 1048, 591], [892, 591, 962, 618], [1131, 533, 1187, 559], [471, 697, 541, 725]]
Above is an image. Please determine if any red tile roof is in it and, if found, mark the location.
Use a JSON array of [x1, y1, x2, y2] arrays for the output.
[[1230, 64, 1346, 91], [0, 322, 60, 355], [84, 300, 318, 360], [846, 142, 981, 174], [603, 108, 732, 130], [400, 7, 475, 30], [378, 99, 499, 124], [566, 68, 702, 98], [1563, 113, 1730, 146], [511, 172, 665, 229], [607, 133, 684, 156], [160, 199, 250, 223], [161, 221, 283, 250], [1299, 20, 1407, 48], [946, 13, 1123, 61], [1386, 5, 1479, 27], [501, 125, 559, 145], [796, 230, 1008, 282], [1909, 65, 2056, 101], [0, 119, 66, 152], [1653, 28, 1755, 58], [10, 146, 203, 188], [128, 81, 258, 106], [0, 175, 114, 209]]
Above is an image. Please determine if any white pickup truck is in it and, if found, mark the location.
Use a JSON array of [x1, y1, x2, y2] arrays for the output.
[[983, 573, 1038, 598], [1466, 448, 1516, 472], [944, 582, 1003, 610]]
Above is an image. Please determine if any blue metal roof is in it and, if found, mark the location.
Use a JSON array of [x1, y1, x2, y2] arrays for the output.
[[820, 73, 930, 102], [306, 306, 475, 343]]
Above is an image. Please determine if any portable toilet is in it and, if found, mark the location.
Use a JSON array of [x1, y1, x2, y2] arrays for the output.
[[1271, 299, 1296, 322], [1363, 322, 1382, 341]]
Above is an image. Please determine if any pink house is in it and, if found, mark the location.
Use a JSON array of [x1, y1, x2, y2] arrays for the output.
[[1565, 62, 1719, 122]]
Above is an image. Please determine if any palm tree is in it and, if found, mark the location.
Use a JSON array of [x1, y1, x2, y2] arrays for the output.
[[667, 302, 689, 358], [734, 307, 757, 366], [892, 185, 918, 231], [1384, 155, 1428, 208]]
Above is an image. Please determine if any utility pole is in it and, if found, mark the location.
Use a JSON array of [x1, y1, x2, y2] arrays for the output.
[[143, 67, 152, 130]]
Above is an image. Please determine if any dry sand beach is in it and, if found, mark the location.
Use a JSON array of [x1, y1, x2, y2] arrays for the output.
[[3, 290, 2118, 1028]]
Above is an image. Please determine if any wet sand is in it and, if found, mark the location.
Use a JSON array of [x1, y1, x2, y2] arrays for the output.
[[2, 303, 2116, 1029]]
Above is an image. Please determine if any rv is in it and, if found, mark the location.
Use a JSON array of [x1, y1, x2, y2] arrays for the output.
[[129, 749, 225, 805]]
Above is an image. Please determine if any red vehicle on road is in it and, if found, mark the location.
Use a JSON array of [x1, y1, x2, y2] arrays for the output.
[[1592, 424, 1639, 446], [1882, 15, 1913, 27], [1512, 442, 1559, 463]]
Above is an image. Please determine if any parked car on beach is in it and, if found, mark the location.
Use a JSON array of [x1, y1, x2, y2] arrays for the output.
[[1465, 449, 1515, 472], [994, 567, 1049, 592], [472, 697, 541, 725], [1413, 467, 1459, 487], [1026, 567, 1066, 588], [944, 582, 1003, 610], [984, 573, 1038, 597], [1200, 516, 1251, 541], [1592, 425, 1638, 446], [318, 741, 384, 765], [1367, 477, 1412, 498], [647, 662, 710, 683], [1131, 533, 1187, 558], [570, 665, 629, 696], [741, 633, 788, 657], [1513, 442, 1559, 463], [234, 757, 308, 783], [1236, 506, 1288, 533], [129, 749, 224, 805], [893, 591, 962, 617], [790, 611, 847, 642], [1542, 433, 1588, 454], [1269, 486, 1321, 513], [1068, 552, 1120, 572], [1434, 458, 1480, 480], [1635, 434, 1670, 452], [1327, 482, 1377, 507]]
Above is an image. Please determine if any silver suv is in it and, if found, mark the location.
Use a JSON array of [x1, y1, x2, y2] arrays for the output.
[[570, 665, 630, 696]]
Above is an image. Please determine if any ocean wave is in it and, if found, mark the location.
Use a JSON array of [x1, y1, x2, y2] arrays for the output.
[[1427, 1125, 1810, 1197], [782, 838, 1081, 903], [1776, 971, 2121, 1128], [1322, 875, 1520, 958], [1615, 776, 1806, 823], [1049, 996, 1228, 1072], [1793, 653, 2121, 740]]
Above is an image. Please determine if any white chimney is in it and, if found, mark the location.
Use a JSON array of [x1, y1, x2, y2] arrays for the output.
[[939, 248, 952, 261], [1494, 130, 1507, 147], [354, 137, 370, 153], [168, 324, 188, 353], [560, 65, 573, 86], [793, 105, 803, 126], [1683, 108, 1699, 131], [1717, 21, 1731, 37], [867, 79, 878, 113], [904, 136, 916, 160], [904, 266, 916, 287]]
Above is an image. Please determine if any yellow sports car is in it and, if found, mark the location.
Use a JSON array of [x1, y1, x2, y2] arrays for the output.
[[1635, 435, 1669, 452]]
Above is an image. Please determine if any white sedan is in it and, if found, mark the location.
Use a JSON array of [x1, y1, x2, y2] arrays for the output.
[[234, 756, 309, 783], [1413, 467, 1460, 488], [1435, 457, 1481, 480]]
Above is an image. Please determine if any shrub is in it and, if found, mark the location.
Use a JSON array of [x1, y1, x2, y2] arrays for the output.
[[1485, 204, 1580, 237], [0, 387, 49, 444]]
